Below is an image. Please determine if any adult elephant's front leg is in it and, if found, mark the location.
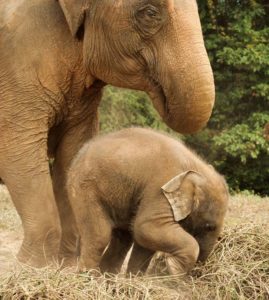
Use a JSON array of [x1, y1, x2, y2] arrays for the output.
[[0, 125, 61, 267], [52, 105, 99, 266]]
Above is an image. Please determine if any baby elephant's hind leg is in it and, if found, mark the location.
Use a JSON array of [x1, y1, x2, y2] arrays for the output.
[[69, 189, 112, 271], [100, 229, 133, 274]]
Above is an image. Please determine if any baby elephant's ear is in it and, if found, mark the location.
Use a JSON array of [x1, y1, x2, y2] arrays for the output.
[[161, 171, 200, 222]]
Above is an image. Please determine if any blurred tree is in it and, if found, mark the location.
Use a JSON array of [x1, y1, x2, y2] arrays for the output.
[[186, 0, 269, 195], [264, 123, 269, 141]]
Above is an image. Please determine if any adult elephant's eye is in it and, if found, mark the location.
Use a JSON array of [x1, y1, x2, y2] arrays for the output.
[[145, 6, 158, 17], [137, 5, 159, 18], [136, 5, 161, 23], [135, 4, 165, 37]]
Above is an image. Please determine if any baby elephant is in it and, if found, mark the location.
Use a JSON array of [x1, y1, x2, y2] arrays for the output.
[[67, 128, 229, 275]]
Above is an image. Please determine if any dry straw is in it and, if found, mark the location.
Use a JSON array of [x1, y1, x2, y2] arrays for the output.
[[0, 222, 268, 300]]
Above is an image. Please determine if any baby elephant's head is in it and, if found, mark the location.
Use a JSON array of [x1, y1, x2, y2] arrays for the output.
[[162, 170, 229, 262]]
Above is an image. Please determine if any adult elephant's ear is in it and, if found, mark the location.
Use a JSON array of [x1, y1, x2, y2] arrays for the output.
[[161, 171, 201, 222], [58, 0, 89, 37]]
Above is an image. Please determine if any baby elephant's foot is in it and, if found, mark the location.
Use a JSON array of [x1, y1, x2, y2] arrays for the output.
[[165, 254, 187, 276], [165, 246, 199, 276], [79, 265, 102, 277]]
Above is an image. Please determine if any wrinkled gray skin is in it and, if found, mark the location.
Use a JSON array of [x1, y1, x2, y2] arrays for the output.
[[0, 0, 215, 267], [67, 128, 229, 275]]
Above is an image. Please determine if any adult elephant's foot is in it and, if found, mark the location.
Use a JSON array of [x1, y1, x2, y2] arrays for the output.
[[58, 255, 79, 269], [58, 233, 80, 268], [2, 167, 62, 268], [17, 225, 61, 267], [58, 239, 79, 269]]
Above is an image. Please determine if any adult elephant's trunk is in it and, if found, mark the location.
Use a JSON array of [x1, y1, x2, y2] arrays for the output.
[[161, 49, 214, 134], [150, 2, 215, 134]]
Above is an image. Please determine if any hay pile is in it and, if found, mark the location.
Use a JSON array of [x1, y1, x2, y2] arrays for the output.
[[0, 222, 268, 300], [190, 223, 269, 299]]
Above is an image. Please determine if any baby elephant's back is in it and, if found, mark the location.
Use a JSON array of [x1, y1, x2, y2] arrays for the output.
[[68, 128, 179, 207], [84, 128, 172, 175], [71, 128, 181, 188]]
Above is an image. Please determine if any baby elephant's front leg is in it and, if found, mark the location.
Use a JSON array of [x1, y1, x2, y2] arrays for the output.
[[133, 219, 199, 275], [100, 229, 133, 273]]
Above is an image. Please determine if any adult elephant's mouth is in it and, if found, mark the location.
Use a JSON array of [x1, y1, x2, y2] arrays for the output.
[[147, 78, 167, 119], [145, 60, 215, 134]]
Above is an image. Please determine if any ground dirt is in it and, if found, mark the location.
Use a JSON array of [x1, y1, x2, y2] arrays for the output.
[[0, 185, 22, 274]]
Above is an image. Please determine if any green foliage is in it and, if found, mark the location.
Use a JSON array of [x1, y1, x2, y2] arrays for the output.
[[100, 86, 170, 133], [186, 0, 269, 195], [213, 113, 269, 163], [99, 0, 269, 195], [212, 113, 269, 194]]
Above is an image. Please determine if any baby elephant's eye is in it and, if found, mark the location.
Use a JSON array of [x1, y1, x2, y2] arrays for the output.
[[205, 223, 216, 232]]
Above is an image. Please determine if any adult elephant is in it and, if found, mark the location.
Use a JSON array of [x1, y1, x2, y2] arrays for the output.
[[0, 0, 215, 267]]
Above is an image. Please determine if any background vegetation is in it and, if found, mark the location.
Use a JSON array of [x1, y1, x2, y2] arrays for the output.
[[100, 0, 269, 196]]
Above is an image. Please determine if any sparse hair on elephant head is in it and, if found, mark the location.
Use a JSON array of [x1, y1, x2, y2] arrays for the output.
[[58, 0, 215, 134], [162, 170, 229, 263]]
